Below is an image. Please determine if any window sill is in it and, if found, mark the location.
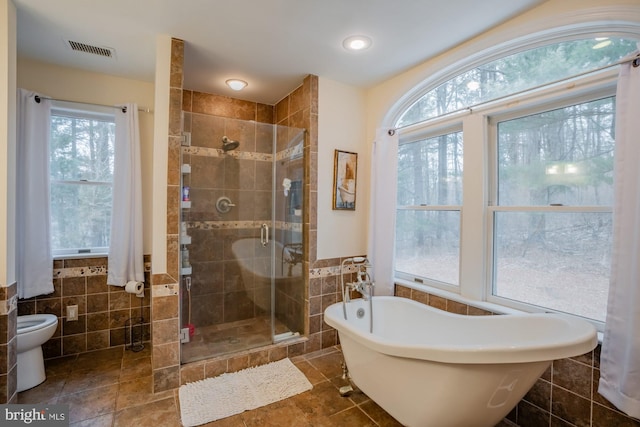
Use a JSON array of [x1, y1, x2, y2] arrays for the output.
[[394, 277, 604, 343], [395, 277, 525, 315], [53, 252, 108, 260]]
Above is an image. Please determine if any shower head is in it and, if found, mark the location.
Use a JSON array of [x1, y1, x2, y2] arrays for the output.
[[222, 136, 240, 152]]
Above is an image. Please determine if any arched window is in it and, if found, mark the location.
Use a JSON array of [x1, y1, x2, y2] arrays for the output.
[[397, 37, 637, 128], [393, 32, 639, 328]]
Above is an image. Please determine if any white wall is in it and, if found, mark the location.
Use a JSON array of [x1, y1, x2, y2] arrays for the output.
[[17, 57, 155, 254], [317, 77, 368, 259], [0, 0, 16, 287], [151, 35, 171, 275]]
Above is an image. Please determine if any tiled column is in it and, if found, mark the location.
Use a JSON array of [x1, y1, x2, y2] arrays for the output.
[[0, 284, 17, 403], [151, 37, 183, 393]]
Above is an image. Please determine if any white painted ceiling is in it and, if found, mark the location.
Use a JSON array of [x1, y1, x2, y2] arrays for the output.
[[14, 0, 545, 105]]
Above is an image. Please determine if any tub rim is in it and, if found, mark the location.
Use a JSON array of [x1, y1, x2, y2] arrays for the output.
[[324, 296, 598, 364]]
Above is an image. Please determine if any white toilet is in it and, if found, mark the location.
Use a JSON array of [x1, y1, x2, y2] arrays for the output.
[[17, 314, 58, 392]]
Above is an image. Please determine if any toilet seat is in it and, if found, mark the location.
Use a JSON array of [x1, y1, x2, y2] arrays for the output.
[[17, 314, 58, 334]]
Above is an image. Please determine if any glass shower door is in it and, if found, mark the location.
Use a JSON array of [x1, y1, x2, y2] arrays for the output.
[[179, 112, 304, 364]]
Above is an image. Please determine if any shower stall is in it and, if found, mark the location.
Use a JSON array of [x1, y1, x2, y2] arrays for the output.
[[179, 112, 305, 364]]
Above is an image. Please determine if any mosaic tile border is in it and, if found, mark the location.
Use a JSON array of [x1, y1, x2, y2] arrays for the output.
[[186, 220, 302, 232], [183, 146, 272, 162], [53, 261, 152, 280], [152, 283, 179, 297]]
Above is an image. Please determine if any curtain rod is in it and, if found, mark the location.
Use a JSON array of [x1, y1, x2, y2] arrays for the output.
[[397, 53, 640, 133], [33, 95, 152, 114]]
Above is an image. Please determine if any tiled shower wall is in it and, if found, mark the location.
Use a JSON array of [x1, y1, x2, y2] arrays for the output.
[[17, 256, 151, 358], [180, 112, 305, 334], [181, 113, 277, 329], [395, 284, 640, 427]]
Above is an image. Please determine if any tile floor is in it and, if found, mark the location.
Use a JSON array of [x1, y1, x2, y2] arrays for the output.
[[17, 345, 407, 426]]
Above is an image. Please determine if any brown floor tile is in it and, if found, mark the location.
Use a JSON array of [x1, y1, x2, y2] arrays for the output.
[[61, 366, 121, 395], [45, 355, 77, 376], [329, 407, 377, 426], [241, 399, 314, 427], [116, 376, 174, 411], [359, 399, 403, 426], [69, 413, 114, 427], [17, 374, 65, 404], [58, 384, 119, 423], [291, 380, 355, 418], [114, 397, 181, 427], [293, 359, 329, 385], [120, 356, 152, 382], [305, 351, 345, 380]]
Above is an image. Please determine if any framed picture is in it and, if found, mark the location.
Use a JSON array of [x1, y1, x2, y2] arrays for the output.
[[332, 149, 358, 210]]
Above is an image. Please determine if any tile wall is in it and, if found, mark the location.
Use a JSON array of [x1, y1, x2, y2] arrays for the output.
[[0, 282, 17, 403], [395, 284, 640, 427], [17, 256, 151, 358]]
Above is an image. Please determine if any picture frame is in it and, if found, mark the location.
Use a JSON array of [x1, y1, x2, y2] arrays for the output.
[[332, 149, 358, 210]]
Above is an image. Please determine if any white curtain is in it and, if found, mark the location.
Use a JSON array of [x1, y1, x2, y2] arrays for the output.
[[107, 104, 144, 286], [16, 89, 54, 299], [367, 128, 399, 296], [598, 59, 640, 419]]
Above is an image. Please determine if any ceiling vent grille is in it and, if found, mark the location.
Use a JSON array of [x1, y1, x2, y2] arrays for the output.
[[66, 40, 115, 58]]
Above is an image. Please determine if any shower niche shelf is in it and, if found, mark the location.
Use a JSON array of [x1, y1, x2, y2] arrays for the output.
[[181, 164, 191, 174], [181, 201, 191, 209], [181, 266, 192, 275]]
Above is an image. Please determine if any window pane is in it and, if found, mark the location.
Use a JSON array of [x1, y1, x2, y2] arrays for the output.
[[498, 97, 615, 206], [50, 115, 115, 182], [395, 210, 460, 285], [397, 38, 636, 127], [50, 183, 112, 251], [397, 132, 463, 206], [493, 211, 611, 321], [50, 112, 115, 252]]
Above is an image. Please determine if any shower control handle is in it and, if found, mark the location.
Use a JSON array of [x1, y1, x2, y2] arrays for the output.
[[261, 223, 270, 247], [216, 196, 235, 214]]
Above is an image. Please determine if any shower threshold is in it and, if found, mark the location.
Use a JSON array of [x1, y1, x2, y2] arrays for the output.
[[274, 331, 300, 343]]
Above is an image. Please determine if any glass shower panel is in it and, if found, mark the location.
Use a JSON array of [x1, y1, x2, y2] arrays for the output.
[[179, 112, 304, 364]]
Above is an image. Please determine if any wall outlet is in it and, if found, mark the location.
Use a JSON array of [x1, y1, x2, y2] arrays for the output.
[[67, 305, 78, 321]]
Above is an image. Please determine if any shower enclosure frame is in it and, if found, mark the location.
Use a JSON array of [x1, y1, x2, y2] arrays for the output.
[[179, 112, 305, 364]]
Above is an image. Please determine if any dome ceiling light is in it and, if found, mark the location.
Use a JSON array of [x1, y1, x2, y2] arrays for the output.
[[226, 79, 248, 91]]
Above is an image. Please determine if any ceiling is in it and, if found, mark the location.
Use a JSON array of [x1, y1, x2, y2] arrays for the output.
[[14, 0, 545, 105]]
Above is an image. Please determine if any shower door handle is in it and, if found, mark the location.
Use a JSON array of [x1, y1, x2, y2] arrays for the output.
[[261, 223, 269, 247]]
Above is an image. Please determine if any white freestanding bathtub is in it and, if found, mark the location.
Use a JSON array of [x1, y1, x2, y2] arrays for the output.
[[324, 296, 597, 427]]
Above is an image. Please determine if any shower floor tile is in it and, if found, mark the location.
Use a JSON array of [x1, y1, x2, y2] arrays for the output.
[[181, 316, 290, 364]]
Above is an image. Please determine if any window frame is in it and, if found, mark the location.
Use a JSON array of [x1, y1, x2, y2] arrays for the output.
[[396, 122, 464, 291], [394, 64, 619, 331], [49, 102, 116, 258]]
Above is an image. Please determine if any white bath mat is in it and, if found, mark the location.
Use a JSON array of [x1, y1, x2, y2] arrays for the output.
[[178, 358, 313, 426]]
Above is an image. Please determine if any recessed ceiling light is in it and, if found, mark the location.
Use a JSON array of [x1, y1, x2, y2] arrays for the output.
[[226, 79, 248, 90], [342, 35, 372, 52]]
